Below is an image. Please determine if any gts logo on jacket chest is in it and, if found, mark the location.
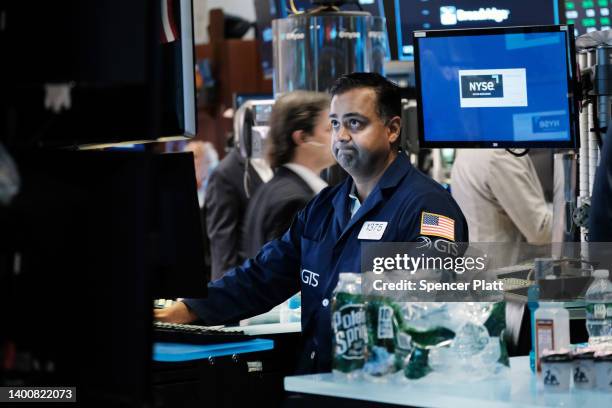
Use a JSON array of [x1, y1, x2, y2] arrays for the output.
[[301, 269, 319, 287]]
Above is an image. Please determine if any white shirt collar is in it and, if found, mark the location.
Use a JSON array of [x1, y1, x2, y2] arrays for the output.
[[197, 185, 205, 208], [348, 182, 361, 218], [283, 163, 328, 194], [250, 158, 274, 183]]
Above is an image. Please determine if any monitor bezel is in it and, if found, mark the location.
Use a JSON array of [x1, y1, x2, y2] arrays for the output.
[[413, 24, 579, 149], [182, 0, 198, 139]]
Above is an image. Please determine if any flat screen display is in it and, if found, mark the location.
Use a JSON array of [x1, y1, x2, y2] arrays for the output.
[[414, 25, 578, 148], [395, 0, 560, 60], [560, 0, 612, 37]]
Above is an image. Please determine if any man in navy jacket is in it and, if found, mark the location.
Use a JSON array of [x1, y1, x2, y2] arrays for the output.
[[156, 73, 469, 373]]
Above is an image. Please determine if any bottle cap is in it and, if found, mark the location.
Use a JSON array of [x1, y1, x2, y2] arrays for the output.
[[573, 348, 595, 360], [592, 269, 609, 279], [339, 272, 362, 282], [541, 349, 573, 362]]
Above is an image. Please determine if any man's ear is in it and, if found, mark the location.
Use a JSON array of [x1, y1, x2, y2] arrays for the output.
[[387, 116, 402, 145], [291, 129, 306, 146]]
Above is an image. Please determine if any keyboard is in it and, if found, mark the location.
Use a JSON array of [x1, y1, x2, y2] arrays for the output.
[[153, 321, 250, 345]]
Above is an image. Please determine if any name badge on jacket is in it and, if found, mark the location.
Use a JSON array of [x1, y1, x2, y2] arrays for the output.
[[358, 221, 388, 240]]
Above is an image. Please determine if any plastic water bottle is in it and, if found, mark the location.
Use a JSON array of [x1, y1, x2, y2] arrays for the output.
[[534, 302, 570, 372], [331, 273, 367, 380], [528, 258, 553, 372], [287, 292, 301, 323], [280, 293, 301, 323], [585, 269, 612, 345], [528, 282, 540, 372]]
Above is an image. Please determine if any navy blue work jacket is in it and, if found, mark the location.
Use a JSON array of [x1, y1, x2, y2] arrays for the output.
[[184, 153, 468, 373]]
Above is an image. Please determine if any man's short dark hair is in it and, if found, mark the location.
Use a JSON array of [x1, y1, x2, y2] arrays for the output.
[[329, 72, 401, 122], [266, 91, 330, 169]]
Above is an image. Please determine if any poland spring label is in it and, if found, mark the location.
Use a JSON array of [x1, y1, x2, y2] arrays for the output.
[[333, 304, 368, 360]]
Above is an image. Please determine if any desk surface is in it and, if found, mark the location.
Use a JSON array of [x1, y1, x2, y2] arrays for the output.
[[238, 322, 301, 336], [154, 339, 274, 362], [152, 322, 299, 362], [284, 356, 610, 407]]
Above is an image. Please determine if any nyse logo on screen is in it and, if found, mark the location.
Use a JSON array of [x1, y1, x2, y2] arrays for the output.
[[458, 69, 528, 108], [532, 114, 565, 133], [460, 75, 504, 98]]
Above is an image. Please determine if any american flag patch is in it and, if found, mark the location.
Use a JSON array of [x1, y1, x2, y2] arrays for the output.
[[420, 212, 455, 241]]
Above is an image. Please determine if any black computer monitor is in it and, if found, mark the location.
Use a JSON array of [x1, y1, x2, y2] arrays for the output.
[[160, 0, 197, 141], [1, 1, 204, 401], [151, 152, 209, 299], [395, 0, 561, 61], [560, 0, 612, 37], [0, 0, 196, 148], [3, 150, 206, 404], [414, 24, 579, 148]]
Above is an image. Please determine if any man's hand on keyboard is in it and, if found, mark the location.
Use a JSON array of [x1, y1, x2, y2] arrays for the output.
[[154, 301, 198, 324]]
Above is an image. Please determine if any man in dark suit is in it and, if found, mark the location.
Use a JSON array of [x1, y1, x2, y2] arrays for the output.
[[205, 147, 271, 280], [243, 91, 335, 258]]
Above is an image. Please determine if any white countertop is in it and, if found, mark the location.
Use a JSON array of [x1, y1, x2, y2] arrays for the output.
[[237, 322, 301, 336], [284, 356, 610, 407]]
